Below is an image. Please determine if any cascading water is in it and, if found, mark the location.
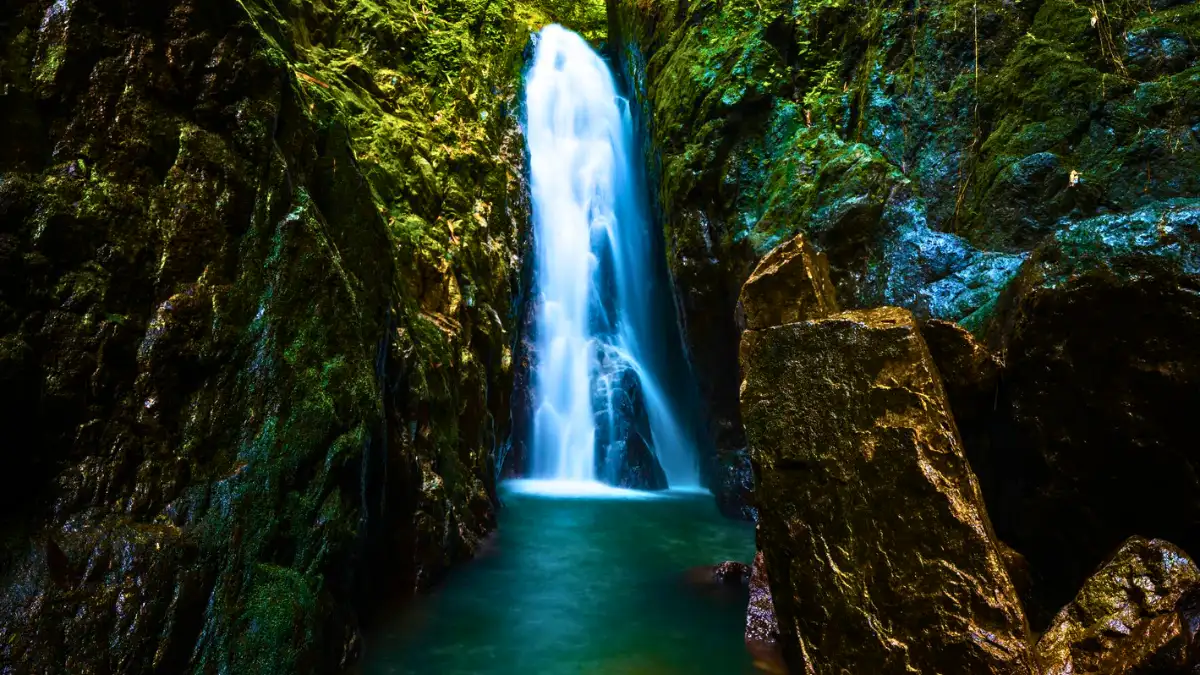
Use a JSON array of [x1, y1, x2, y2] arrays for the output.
[[524, 25, 702, 490]]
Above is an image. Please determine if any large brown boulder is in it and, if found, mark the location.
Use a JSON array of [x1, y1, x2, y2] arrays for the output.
[[1035, 536, 1200, 674], [741, 306, 1033, 674]]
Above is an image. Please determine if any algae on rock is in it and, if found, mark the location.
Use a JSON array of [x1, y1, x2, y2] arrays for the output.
[[0, 0, 582, 671], [608, 0, 1200, 517]]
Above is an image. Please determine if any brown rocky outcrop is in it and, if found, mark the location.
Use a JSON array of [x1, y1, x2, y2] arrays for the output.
[[741, 305, 1033, 674], [738, 232, 840, 330], [1035, 536, 1200, 674]]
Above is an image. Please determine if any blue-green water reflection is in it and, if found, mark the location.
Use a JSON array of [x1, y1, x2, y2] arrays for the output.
[[363, 483, 756, 674]]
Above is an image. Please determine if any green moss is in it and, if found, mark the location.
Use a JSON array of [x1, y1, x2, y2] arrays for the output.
[[231, 564, 321, 672], [0, 0, 571, 671]]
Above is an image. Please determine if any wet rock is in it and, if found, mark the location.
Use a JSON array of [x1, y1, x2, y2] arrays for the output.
[[977, 152, 1078, 251], [922, 319, 1001, 427], [714, 560, 751, 586], [594, 361, 668, 491], [0, 0, 537, 670], [741, 306, 1033, 674], [610, 0, 1200, 536], [738, 231, 839, 329], [1125, 26, 1197, 80], [746, 549, 786, 674], [714, 446, 756, 521], [979, 199, 1200, 626], [745, 550, 778, 647], [1035, 537, 1200, 674], [921, 319, 1005, 506], [611, 431, 669, 491], [998, 541, 1035, 612], [685, 561, 751, 589]]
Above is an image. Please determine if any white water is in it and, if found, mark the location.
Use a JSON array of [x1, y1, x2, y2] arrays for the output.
[[525, 25, 701, 490]]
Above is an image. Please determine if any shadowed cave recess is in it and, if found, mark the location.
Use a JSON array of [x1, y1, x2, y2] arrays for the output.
[[3, 0, 1200, 673]]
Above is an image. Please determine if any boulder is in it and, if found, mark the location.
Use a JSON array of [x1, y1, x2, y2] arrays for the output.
[[609, 431, 668, 491], [738, 231, 839, 330], [741, 306, 1033, 674], [979, 199, 1200, 625], [713, 560, 751, 586], [593, 361, 668, 490], [921, 319, 1002, 423], [1035, 536, 1200, 674]]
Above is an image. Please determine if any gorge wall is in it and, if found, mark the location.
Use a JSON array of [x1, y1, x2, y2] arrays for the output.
[[610, 0, 1200, 634], [6, 0, 1200, 671], [0, 0, 604, 671]]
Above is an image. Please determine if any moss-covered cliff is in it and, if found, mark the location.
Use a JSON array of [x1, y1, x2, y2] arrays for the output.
[[0, 0, 599, 671], [609, 0, 1200, 523]]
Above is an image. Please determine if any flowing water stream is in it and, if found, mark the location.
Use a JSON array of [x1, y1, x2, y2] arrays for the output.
[[363, 26, 752, 674], [524, 25, 702, 490]]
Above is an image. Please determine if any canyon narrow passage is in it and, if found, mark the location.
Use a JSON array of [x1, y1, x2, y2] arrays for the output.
[[362, 25, 754, 674]]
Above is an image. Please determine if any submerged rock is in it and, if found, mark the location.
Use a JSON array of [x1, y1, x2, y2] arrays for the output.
[[741, 306, 1033, 674], [1035, 537, 1200, 674]]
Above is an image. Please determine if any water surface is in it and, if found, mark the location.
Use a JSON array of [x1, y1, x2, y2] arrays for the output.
[[363, 484, 756, 675]]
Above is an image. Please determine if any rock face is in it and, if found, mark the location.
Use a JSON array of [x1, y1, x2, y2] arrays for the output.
[[609, 0, 1200, 517], [920, 319, 1005, 512], [1035, 537, 1200, 674], [745, 549, 778, 648], [741, 306, 1033, 674], [593, 361, 668, 490], [0, 0, 583, 671], [738, 232, 840, 330], [978, 200, 1200, 624]]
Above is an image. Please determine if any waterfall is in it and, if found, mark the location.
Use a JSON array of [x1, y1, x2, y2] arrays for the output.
[[525, 25, 701, 490]]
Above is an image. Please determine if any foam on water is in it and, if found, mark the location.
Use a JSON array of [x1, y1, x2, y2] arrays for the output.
[[503, 479, 665, 500]]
